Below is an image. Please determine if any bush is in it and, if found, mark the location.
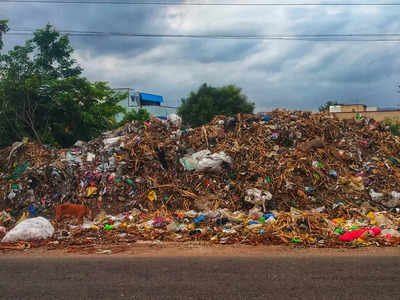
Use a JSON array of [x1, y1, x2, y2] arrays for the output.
[[384, 118, 400, 136], [119, 108, 150, 126]]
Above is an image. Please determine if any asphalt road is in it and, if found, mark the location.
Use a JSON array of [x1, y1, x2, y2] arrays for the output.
[[0, 256, 399, 299]]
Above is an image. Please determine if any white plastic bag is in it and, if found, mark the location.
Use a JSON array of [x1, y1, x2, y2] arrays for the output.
[[1, 217, 54, 243], [180, 150, 210, 171], [179, 150, 204, 170], [392, 191, 400, 200], [197, 152, 232, 172], [167, 114, 182, 127], [244, 188, 272, 211], [87, 152, 96, 162], [179, 150, 232, 172], [103, 136, 121, 146], [369, 189, 384, 201], [382, 191, 400, 208]]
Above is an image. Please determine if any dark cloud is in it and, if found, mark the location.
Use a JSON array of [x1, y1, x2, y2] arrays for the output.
[[2, 3, 400, 110], [179, 39, 259, 63]]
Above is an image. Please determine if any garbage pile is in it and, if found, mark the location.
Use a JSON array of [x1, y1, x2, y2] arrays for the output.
[[1, 206, 399, 249], [0, 110, 399, 247]]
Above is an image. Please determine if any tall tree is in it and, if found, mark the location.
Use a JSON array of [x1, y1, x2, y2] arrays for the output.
[[178, 83, 254, 127], [0, 25, 125, 148], [0, 20, 8, 49]]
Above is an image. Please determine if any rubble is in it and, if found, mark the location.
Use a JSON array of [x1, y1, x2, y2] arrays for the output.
[[0, 110, 399, 248]]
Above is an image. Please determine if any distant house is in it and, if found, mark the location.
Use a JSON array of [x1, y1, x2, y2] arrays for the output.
[[114, 88, 177, 120], [329, 104, 366, 113], [329, 103, 400, 121]]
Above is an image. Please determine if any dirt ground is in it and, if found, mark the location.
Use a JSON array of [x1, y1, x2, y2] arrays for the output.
[[1, 242, 399, 257]]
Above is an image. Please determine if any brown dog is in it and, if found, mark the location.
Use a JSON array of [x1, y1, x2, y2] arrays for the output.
[[55, 203, 92, 224]]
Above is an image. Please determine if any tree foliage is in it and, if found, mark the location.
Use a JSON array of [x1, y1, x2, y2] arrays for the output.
[[0, 24, 125, 148], [178, 83, 254, 127], [0, 20, 8, 50], [319, 100, 339, 112], [119, 108, 150, 126], [384, 118, 400, 137]]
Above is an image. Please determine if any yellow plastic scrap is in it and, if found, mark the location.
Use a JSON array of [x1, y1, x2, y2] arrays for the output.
[[86, 186, 97, 197], [304, 234, 316, 243], [332, 218, 344, 225], [308, 236, 316, 243], [147, 190, 157, 202], [366, 212, 378, 225]]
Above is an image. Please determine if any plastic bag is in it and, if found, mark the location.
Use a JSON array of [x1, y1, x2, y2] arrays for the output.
[[167, 114, 182, 128], [179, 150, 210, 171], [369, 189, 384, 201], [6, 161, 30, 180], [1, 217, 54, 243], [103, 136, 121, 148], [383, 191, 400, 208], [381, 229, 400, 238], [245, 188, 272, 211], [180, 150, 232, 172], [197, 152, 232, 172], [375, 215, 395, 228]]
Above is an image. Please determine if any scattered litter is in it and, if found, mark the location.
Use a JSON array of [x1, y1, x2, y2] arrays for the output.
[[96, 250, 112, 255], [0, 111, 399, 248]]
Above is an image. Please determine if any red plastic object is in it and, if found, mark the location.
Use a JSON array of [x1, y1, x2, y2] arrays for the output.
[[339, 227, 381, 242]]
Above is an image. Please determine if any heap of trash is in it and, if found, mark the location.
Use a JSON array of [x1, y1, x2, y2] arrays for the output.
[[0, 110, 399, 248]]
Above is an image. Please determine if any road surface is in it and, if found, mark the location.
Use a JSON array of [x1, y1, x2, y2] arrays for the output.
[[0, 255, 399, 299]]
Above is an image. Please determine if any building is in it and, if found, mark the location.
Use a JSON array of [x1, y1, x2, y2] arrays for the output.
[[329, 104, 400, 122], [114, 88, 177, 120], [329, 104, 366, 113]]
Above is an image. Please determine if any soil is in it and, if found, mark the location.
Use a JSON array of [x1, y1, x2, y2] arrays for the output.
[[1, 242, 399, 257]]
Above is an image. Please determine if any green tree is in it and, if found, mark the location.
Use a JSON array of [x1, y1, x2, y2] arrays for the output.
[[0, 20, 8, 49], [384, 118, 400, 137], [319, 100, 339, 112], [119, 108, 150, 126], [0, 24, 125, 148], [178, 83, 254, 127]]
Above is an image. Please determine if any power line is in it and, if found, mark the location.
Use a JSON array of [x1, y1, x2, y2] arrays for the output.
[[2, 0, 400, 6], [11, 28, 400, 37], [7, 29, 400, 41]]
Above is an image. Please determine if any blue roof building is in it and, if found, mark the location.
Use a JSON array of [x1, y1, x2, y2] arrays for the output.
[[114, 88, 177, 121]]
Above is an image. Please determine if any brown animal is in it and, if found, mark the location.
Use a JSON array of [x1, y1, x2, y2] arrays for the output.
[[55, 203, 92, 224]]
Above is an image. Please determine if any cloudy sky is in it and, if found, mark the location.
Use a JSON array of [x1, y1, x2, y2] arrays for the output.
[[1, 1, 400, 111]]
